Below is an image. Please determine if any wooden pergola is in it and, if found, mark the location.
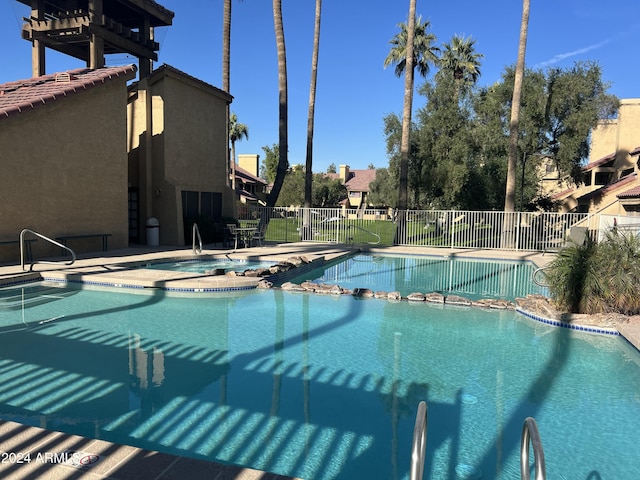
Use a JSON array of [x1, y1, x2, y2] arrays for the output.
[[19, 0, 174, 78]]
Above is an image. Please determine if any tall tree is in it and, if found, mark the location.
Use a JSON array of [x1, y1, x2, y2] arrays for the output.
[[261, 144, 281, 184], [302, 0, 323, 240], [504, 0, 530, 213], [304, 0, 322, 209], [222, 0, 242, 190], [267, 0, 289, 208], [229, 112, 249, 191], [384, 7, 439, 217], [439, 35, 483, 98]]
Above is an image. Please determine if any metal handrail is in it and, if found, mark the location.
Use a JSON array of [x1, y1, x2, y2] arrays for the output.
[[532, 267, 549, 287], [20, 229, 76, 272], [192, 223, 203, 255], [410, 401, 428, 480], [347, 224, 381, 244], [520, 417, 546, 480]]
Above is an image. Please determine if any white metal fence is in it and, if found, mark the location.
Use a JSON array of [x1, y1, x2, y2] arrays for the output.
[[236, 205, 609, 252]]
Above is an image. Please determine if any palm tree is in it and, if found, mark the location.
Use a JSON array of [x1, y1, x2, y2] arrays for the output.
[[267, 0, 289, 208], [384, 8, 438, 216], [302, 0, 322, 240], [504, 0, 530, 214], [304, 0, 322, 209], [439, 34, 483, 97], [384, 15, 439, 80], [229, 112, 249, 192]]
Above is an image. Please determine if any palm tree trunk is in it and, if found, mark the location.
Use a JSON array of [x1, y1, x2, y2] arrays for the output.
[[267, 0, 289, 208], [505, 0, 530, 213], [302, 0, 322, 240], [503, 0, 530, 248], [394, 0, 416, 245], [223, 0, 232, 192]]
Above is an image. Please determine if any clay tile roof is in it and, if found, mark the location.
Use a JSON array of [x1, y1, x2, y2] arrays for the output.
[[232, 163, 267, 186], [617, 184, 640, 199], [344, 169, 376, 192], [582, 152, 616, 171], [579, 173, 638, 201], [0, 65, 137, 120]]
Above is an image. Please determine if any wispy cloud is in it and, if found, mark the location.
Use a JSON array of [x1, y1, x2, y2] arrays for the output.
[[534, 39, 611, 68]]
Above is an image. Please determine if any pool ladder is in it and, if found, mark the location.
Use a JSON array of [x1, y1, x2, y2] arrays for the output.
[[20, 229, 76, 272], [408, 403, 545, 480], [192, 223, 203, 255]]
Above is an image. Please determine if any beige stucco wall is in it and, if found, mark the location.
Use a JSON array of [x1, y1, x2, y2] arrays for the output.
[[591, 99, 640, 165], [0, 80, 130, 263], [128, 68, 234, 246]]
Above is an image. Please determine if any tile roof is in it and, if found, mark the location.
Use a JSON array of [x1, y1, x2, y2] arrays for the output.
[[344, 169, 376, 192], [325, 169, 377, 192], [579, 173, 638, 202], [582, 152, 616, 171], [0, 65, 137, 120], [617, 184, 640, 199], [232, 163, 267, 185]]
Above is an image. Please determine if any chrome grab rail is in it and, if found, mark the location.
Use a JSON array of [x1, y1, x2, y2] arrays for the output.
[[410, 401, 427, 480], [347, 224, 381, 244], [20, 229, 76, 272], [520, 417, 546, 480], [532, 267, 549, 287], [192, 223, 203, 255]]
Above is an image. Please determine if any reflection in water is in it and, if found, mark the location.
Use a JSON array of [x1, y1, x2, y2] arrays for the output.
[[129, 333, 165, 416], [301, 254, 546, 300]]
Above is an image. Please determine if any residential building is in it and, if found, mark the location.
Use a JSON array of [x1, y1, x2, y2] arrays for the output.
[[327, 164, 377, 209]]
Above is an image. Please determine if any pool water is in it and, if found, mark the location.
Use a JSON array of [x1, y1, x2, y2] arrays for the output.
[[0, 282, 639, 479], [146, 259, 277, 274], [289, 253, 547, 300]]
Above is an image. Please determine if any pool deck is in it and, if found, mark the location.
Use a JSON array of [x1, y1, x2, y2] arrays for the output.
[[0, 242, 638, 480]]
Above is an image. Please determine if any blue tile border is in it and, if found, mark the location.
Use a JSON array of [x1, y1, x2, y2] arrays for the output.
[[516, 307, 620, 336]]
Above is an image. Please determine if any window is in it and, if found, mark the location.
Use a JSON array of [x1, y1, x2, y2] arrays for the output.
[[182, 191, 222, 219]]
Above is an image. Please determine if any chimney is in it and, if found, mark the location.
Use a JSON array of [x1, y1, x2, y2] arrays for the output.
[[339, 164, 350, 183], [238, 154, 260, 177]]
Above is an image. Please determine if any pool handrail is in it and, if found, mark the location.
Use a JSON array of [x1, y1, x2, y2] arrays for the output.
[[532, 267, 549, 287], [410, 401, 428, 480], [192, 223, 203, 255], [20, 228, 76, 272], [347, 224, 381, 244], [520, 416, 546, 480]]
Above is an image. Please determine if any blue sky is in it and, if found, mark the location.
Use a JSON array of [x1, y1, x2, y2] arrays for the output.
[[2, 0, 639, 173]]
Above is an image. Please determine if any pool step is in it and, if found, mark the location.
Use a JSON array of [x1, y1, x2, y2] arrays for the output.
[[0, 282, 76, 310]]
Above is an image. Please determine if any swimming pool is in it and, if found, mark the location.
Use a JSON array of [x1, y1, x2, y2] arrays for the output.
[[289, 253, 547, 300], [146, 258, 277, 274], [0, 281, 638, 479]]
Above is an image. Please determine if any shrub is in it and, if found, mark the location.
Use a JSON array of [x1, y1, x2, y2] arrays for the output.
[[545, 230, 640, 314]]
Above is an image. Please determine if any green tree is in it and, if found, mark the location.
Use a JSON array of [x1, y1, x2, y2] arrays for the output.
[[229, 112, 249, 191], [276, 165, 305, 206], [312, 174, 347, 207], [368, 168, 398, 207], [439, 35, 483, 98], [267, 0, 289, 208], [261, 144, 282, 184], [326, 163, 337, 174], [384, 10, 439, 211]]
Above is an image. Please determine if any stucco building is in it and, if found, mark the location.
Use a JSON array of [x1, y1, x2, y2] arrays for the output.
[[0, 66, 137, 262]]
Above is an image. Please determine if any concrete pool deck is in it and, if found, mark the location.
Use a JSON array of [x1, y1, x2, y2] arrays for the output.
[[0, 242, 638, 480]]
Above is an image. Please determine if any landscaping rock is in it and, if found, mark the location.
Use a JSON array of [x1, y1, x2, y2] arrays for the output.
[[407, 292, 425, 302]]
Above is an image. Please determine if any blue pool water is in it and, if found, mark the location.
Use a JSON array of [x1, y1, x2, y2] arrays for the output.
[[146, 259, 276, 274], [289, 253, 547, 300], [0, 282, 638, 479]]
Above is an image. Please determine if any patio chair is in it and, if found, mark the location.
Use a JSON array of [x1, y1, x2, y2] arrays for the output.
[[251, 223, 267, 247], [226, 224, 239, 250]]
